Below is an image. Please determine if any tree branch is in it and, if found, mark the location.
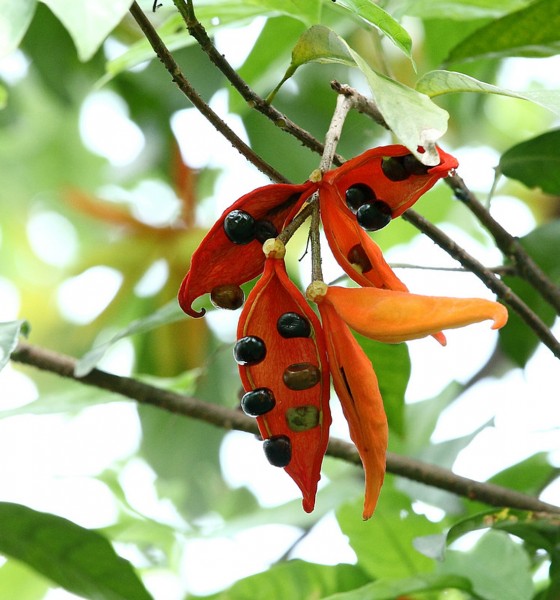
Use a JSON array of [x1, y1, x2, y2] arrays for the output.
[[446, 172, 560, 316], [402, 209, 560, 360], [128, 2, 287, 183], [10, 341, 560, 515], [173, 0, 340, 164]]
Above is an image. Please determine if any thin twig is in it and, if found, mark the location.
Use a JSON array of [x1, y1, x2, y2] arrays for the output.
[[10, 341, 560, 515], [128, 2, 287, 183], [174, 0, 340, 164], [447, 172, 560, 316], [403, 209, 560, 359]]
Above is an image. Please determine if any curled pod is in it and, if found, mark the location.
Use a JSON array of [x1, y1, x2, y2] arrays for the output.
[[320, 145, 458, 292], [178, 181, 318, 317], [236, 254, 331, 513]]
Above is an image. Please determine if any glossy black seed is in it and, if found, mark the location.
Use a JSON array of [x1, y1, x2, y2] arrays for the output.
[[210, 284, 244, 310], [223, 209, 256, 244], [234, 336, 266, 365], [263, 435, 292, 467], [283, 363, 321, 390], [402, 153, 430, 176], [241, 388, 276, 416], [255, 219, 278, 244], [356, 201, 392, 231], [381, 156, 409, 181], [347, 244, 372, 274], [286, 405, 320, 432], [277, 312, 312, 338], [345, 183, 376, 213]]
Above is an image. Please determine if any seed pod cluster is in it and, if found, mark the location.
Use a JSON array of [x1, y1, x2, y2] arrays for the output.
[[235, 256, 331, 513]]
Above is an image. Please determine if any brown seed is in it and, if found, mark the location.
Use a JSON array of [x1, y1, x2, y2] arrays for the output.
[[210, 284, 244, 310], [347, 244, 372, 274], [283, 363, 321, 390]]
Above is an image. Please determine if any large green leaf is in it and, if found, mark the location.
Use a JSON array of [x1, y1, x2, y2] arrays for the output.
[[0, 502, 152, 600], [499, 130, 560, 194], [0, 320, 29, 372], [337, 481, 440, 580], [445, 0, 560, 64], [333, 0, 412, 57], [350, 50, 449, 165], [417, 70, 560, 116], [267, 24, 356, 101], [321, 573, 474, 599], [0, 0, 36, 58], [191, 560, 369, 600], [498, 221, 560, 366], [40, 0, 134, 61], [270, 25, 449, 163], [440, 530, 534, 600]]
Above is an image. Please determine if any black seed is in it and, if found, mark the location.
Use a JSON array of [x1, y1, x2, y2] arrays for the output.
[[263, 435, 292, 467], [347, 244, 372, 274], [402, 153, 430, 175], [381, 156, 409, 181], [223, 209, 256, 244], [277, 312, 311, 338], [345, 183, 376, 213], [285, 405, 320, 432], [255, 219, 278, 244], [210, 284, 244, 310], [234, 336, 266, 365], [241, 388, 276, 416], [283, 363, 321, 390], [356, 201, 392, 231]]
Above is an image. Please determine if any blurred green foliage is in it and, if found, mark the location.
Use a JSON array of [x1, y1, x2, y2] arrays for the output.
[[1, 0, 559, 598]]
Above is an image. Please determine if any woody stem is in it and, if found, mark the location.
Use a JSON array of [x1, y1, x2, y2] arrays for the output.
[[309, 94, 354, 282], [320, 94, 354, 172]]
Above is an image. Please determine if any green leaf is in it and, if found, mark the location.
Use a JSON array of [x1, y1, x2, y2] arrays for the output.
[[267, 24, 356, 101], [444, 0, 560, 64], [191, 560, 369, 600], [499, 221, 560, 366], [447, 508, 560, 552], [350, 49, 449, 164], [0, 502, 153, 600], [417, 70, 560, 116], [40, 0, 134, 61], [403, 0, 530, 20], [441, 530, 534, 600], [334, 0, 412, 57], [337, 481, 440, 579], [75, 300, 185, 377], [0, 320, 29, 372], [499, 129, 560, 194], [0, 559, 50, 600], [270, 25, 448, 162], [0, 0, 37, 58], [354, 335, 410, 436], [321, 573, 474, 599]]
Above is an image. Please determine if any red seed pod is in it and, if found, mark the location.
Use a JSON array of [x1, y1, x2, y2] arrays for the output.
[[320, 145, 458, 291], [178, 182, 317, 317], [236, 250, 331, 513]]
